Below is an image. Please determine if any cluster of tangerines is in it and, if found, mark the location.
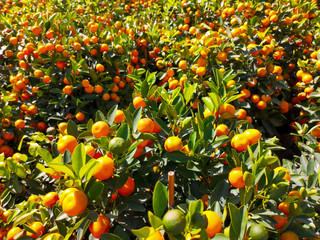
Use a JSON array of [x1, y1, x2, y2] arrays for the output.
[[0, 0, 319, 129], [0, 0, 320, 239]]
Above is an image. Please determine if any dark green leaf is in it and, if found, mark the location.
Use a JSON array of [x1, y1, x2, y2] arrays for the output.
[[107, 105, 118, 126], [153, 181, 168, 218], [87, 181, 104, 201], [132, 107, 142, 132], [71, 143, 86, 177], [116, 123, 131, 141], [67, 120, 79, 138]]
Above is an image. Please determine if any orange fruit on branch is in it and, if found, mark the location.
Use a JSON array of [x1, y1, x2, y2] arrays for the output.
[[92, 121, 110, 138], [202, 210, 222, 237], [231, 134, 249, 152], [228, 167, 245, 188], [60, 188, 88, 216], [118, 176, 135, 196], [7, 227, 22, 240], [57, 135, 78, 154], [93, 156, 115, 180], [164, 136, 183, 152], [137, 118, 154, 133], [89, 215, 110, 238], [43, 192, 59, 207], [26, 222, 45, 238]]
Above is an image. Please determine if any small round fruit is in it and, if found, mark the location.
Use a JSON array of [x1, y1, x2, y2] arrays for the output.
[[43, 192, 59, 207], [231, 134, 249, 152], [164, 136, 183, 152], [57, 135, 78, 154], [243, 129, 261, 145], [118, 177, 135, 196], [162, 209, 186, 236], [280, 231, 299, 240], [93, 156, 115, 180], [109, 137, 128, 155], [27, 222, 45, 238], [202, 210, 222, 237], [43, 233, 64, 240], [92, 121, 110, 138], [60, 188, 88, 216], [249, 223, 268, 240], [89, 215, 110, 238], [228, 167, 245, 188], [7, 227, 22, 240]]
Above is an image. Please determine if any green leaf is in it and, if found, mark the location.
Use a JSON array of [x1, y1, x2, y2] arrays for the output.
[[132, 107, 142, 132], [141, 80, 149, 98], [132, 227, 153, 238], [113, 226, 130, 240], [163, 151, 190, 163], [154, 118, 170, 135], [67, 120, 79, 138], [148, 211, 163, 229], [87, 181, 104, 201], [15, 164, 27, 178], [228, 203, 247, 240], [213, 233, 230, 240], [184, 84, 195, 104], [256, 156, 278, 168], [208, 92, 220, 110], [153, 181, 168, 218], [122, 109, 133, 129], [116, 123, 131, 141], [100, 233, 122, 240], [95, 110, 106, 122], [13, 210, 37, 226], [202, 97, 214, 112], [79, 158, 98, 180], [47, 164, 75, 178], [107, 105, 118, 126], [71, 143, 86, 177], [37, 148, 53, 164]]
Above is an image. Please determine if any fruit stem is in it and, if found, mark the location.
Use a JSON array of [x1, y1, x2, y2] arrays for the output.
[[168, 171, 175, 208]]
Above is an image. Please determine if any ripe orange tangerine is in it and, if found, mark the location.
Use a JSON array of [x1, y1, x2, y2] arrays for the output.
[[93, 156, 115, 180], [60, 188, 88, 216], [278, 202, 290, 216], [114, 110, 125, 123], [280, 231, 299, 240], [219, 103, 236, 115], [243, 129, 261, 145], [43, 233, 64, 240], [26, 222, 45, 238], [273, 215, 288, 230], [216, 124, 229, 137], [89, 215, 110, 238], [118, 176, 135, 196], [92, 121, 110, 138], [228, 167, 245, 188], [164, 136, 183, 152], [137, 118, 154, 133], [57, 135, 78, 154], [231, 134, 249, 152], [7, 227, 22, 240], [202, 210, 222, 237], [133, 96, 146, 109], [42, 192, 59, 207]]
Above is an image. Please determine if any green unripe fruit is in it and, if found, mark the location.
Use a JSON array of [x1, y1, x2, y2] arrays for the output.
[[46, 127, 56, 135], [249, 223, 268, 240], [108, 137, 129, 155], [162, 209, 186, 236]]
